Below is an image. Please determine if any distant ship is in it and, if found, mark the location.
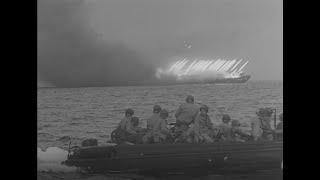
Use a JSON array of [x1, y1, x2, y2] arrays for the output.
[[172, 74, 251, 85], [152, 58, 251, 86], [206, 74, 251, 84], [135, 73, 251, 86]]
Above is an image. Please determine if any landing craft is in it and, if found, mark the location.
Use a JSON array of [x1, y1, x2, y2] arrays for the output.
[[63, 133, 282, 176]]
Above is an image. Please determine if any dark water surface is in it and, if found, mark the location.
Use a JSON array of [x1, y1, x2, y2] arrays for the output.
[[38, 80, 282, 149], [37, 81, 283, 180]]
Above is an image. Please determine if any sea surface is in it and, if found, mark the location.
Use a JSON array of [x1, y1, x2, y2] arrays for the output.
[[38, 80, 283, 149], [37, 80, 283, 179]]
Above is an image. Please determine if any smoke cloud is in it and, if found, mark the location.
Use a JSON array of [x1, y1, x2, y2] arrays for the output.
[[38, 0, 156, 87], [38, 0, 282, 87]]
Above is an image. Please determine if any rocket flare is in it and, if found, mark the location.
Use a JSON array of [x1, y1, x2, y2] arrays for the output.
[[156, 57, 249, 81], [236, 61, 249, 74], [208, 60, 219, 71], [211, 59, 224, 71], [217, 60, 228, 72], [229, 59, 243, 72], [225, 59, 237, 72], [219, 60, 232, 72]]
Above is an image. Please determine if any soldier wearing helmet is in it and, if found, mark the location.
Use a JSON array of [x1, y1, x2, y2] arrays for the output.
[[188, 104, 214, 143], [143, 109, 171, 143], [118, 108, 136, 134], [146, 105, 162, 130], [251, 107, 274, 141], [175, 95, 199, 132], [217, 114, 233, 141], [111, 108, 137, 144], [231, 120, 249, 142], [257, 108, 274, 140]]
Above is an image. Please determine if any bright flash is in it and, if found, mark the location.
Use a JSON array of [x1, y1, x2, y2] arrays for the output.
[[156, 57, 249, 81]]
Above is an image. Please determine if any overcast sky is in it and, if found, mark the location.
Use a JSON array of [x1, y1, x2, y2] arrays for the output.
[[38, 0, 282, 87]]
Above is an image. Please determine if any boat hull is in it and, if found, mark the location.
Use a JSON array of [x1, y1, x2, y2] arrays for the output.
[[64, 140, 282, 175]]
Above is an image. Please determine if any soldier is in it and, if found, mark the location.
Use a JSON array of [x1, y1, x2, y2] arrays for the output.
[[111, 108, 136, 144], [118, 108, 135, 134], [274, 113, 283, 140], [276, 113, 283, 130], [231, 120, 251, 142], [251, 108, 274, 141], [125, 116, 146, 144], [217, 114, 233, 141], [147, 105, 162, 130], [143, 109, 171, 143], [190, 105, 214, 143], [175, 95, 199, 132]]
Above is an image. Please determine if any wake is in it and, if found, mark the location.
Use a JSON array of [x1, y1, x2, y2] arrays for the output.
[[37, 147, 77, 172]]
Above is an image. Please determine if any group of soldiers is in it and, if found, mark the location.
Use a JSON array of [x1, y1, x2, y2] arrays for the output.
[[111, 95, 283, 144]]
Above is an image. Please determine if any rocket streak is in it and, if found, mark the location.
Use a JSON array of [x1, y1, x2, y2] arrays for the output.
[[172, 59, 187, 72], [231, 61, 247, 76], [231, 67, 240, 75], [208, 60, 220, 71], [158, 57, 249, 81], [199, 60, 209, 72], [211, 59, 224, 71], [230, 59, 242, 71], [203, 60, 214, 71], [219, 60, 233, 72], [217, 60, 227, 71], [194, 60, 206, 72], [199, 60, 209, 71], [228, 60, 239, 72], [189, 60, 201, 72], [229, 59, 243, 72], [211, 60, 224, 71], [168, 60, 182, 72], [168, 60, 183, 72], [198, 60, 208, 71], [236, 61, 249, 74], [224, 59, 237, 72], [170, 58, 186, 71], [203, 60, 212, 71], [227, 60, 238, 72], [184, 60, 198, 74], [217, 60, 228, 72], [175, 61, 188, 73]]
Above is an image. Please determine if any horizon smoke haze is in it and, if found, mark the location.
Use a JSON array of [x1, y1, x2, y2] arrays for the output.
[[38, 0, 156, 87], [38, 0, 282, 87]]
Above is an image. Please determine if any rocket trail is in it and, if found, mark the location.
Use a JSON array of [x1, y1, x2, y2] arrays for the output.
[[236, 60, 249, 74], [155, 57, 249, 81]]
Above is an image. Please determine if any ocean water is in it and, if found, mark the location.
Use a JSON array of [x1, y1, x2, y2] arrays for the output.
[[37, 80, 283, 150]]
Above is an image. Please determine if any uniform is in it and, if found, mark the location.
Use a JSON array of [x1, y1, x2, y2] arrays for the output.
[[251, 117, 263, 141], [143, 114, 170, 143], [147, 113, 160, 130], [118, 116, 136, 134], [191, 113, 214, 143], [175, 103, 199, 131], [218, 123, 232, 141]]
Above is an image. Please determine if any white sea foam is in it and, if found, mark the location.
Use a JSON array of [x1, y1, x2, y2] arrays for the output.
[[37, 147, 77, 172]]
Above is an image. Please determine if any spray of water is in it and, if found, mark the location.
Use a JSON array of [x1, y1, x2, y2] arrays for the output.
[[37, 147, 77, 172]]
